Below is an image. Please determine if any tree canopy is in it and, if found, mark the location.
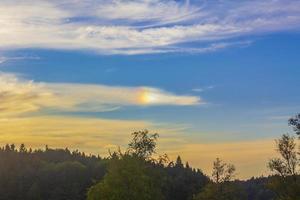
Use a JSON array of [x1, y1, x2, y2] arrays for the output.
[[87, 130, 164, 200]]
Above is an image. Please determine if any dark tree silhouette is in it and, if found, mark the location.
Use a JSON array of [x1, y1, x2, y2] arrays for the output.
[[267, 114, 300, 200], [194, 158, 246, 200], [0, 144, 106, 200], [212, 158, 236, 184], [127, 130, 159, 159], [289, 113, 300, 137], [268, 134, 298, 177]]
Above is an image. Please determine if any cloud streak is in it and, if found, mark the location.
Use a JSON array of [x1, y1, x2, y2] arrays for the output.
[[0, 73, 201, 117], [0, 0, 299, 54], [0, 56, 40, 64]]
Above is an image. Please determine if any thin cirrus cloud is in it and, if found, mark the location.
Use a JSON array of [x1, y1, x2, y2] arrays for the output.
[[63, 0, 200, 24], [0, 73, 201, 117], [0, 0, 299, 54], [0, 56, 40, 64]]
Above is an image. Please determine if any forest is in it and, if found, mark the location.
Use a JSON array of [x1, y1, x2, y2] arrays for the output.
[[0, 114, 299, 200]]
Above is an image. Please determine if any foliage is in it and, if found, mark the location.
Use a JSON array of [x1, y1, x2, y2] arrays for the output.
[[88, 130, 163, 200], [0, 144, 106, 200], [194, 158, 244, 200], [212, 158, 236, 184], [267, 114, 300, 200], [127, 130, 159, 159], [241, 177, 275, 200], [268, 134, 298, 177], [289, 113, 300, 137], [87, 154, 164, 200], [267, 176, 300, 200], [193, 182, 246, 200], [87, 130, 209, 200], [163, 159, 208, 200]]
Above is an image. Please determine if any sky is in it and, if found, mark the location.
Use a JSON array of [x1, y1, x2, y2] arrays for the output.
[[0, 0, 300, 179]]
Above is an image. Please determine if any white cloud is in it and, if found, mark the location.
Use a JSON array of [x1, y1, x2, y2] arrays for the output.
[[0, 73, 202, 117], [0, 0, 299, 54], [72, 0, 200, 24]]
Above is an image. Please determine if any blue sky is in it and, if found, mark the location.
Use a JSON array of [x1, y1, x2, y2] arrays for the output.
[[0, 0, 300, 178]]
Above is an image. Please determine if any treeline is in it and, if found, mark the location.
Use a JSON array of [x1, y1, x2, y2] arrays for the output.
[[0, 144, 107, 200], [0, 114, 300, 200], [0, 136, 208, 200]]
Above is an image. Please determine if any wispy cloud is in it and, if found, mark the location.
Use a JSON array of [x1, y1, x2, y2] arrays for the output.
[[0, 73, 201, 117], [0, 56, 40, 64], [68, 0, 200, 25], [0, 0, 299, 54], [192, 85, 215, 93], [267, 115, 291, 121]]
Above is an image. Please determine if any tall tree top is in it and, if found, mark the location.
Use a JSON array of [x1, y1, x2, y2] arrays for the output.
[[127, 130, 159, 159]]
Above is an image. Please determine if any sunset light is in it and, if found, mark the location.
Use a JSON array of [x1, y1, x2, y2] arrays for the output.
[[1, 1, 300, 199]]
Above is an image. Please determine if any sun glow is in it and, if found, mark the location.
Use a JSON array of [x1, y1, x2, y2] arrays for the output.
[[140, 89, 157, 104], [138, 87, 201, 106]]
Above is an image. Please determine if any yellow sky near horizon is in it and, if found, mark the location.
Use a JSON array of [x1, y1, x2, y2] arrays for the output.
[[0, 115, 278, 180]]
